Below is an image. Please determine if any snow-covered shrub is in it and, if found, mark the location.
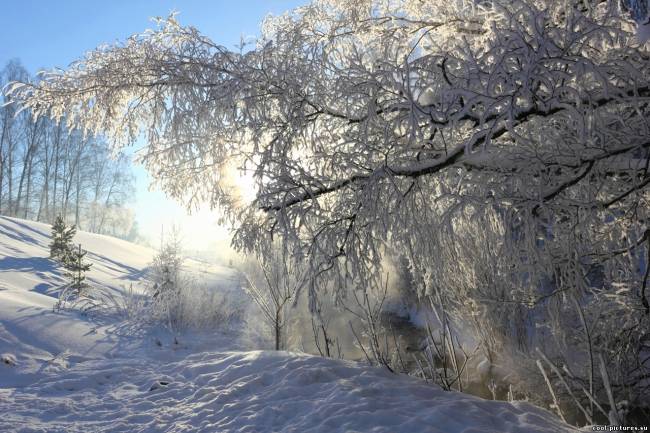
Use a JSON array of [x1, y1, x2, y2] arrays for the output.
[[55, 281, 145, 319], [240, 247, 307, 350], [146, 231, 244, 333], [106, 284, 149, 320], [148, 228, 184, 302], [150, 274, 245, 332], [401, 203, 650, 425]]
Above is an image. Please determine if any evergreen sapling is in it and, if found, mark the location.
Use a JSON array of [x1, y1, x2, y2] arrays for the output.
[[66, 243, 92, 295], [49, 215, 76, 263]]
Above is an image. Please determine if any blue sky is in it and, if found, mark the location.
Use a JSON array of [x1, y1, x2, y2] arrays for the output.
[[0, 0, 305, 253]]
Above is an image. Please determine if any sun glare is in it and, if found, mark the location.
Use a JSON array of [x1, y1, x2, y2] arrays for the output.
[[223, 163, 258, 206]]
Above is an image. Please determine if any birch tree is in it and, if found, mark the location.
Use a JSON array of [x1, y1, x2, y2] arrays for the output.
[[0, 60, 136, 237]]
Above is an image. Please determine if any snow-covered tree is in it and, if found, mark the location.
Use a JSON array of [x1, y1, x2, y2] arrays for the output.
[[65, 243, 92, 293], [150, 227, 184, 298], [6, 0, 650, 419], [50, 216, 92, 299], [49, 215, 76, 262], [147, 227, 191, 331]]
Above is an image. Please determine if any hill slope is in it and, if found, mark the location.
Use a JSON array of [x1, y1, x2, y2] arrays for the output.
[[0, 216, 154, 294], [0, 216, 239, 385]]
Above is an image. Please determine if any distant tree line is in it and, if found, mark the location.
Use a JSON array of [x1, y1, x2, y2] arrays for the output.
[[0, 59, 137, 240]]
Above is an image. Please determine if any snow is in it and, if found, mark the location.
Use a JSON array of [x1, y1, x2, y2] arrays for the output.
[[1, 350, 577, 433], [0, 216, 577, 432], [636, 19, 650, 44]]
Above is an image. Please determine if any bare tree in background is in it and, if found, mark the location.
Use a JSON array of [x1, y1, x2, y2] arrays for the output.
[[0, 60, 136, 238]]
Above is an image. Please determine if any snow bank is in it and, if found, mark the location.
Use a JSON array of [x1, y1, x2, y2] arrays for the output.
[[0, 216, 158, 387], [0, 350, 576, 433]]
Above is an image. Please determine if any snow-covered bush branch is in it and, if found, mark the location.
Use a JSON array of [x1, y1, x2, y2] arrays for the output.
[[241, 247, 307, 350]]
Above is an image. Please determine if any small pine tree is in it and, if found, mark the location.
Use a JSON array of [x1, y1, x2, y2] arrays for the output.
[[66, 243, 92, 294], [150, 228, 183, 298], [50, 216, 76, 263]]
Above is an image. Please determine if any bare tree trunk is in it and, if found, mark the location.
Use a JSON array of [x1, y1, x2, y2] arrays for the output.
[[275, 308, 282, 351], [37, 175, 48, 221], [75, 159, 81, 227], [0, 121, 7, 214], [62, 134, 88, 222], [24, 157, 33, 219], [15, 135, 33, 216], [97, 176, 117, 233], [15, 161, 25, 216], [24, 124, 42, 219], [0, 159, 4, 213], [7, 137, 14, 216], [37, 131, 52, 222], [52, 124, 61, 218]]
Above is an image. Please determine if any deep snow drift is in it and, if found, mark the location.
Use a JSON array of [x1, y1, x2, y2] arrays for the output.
[[0, 216, 577, 432]]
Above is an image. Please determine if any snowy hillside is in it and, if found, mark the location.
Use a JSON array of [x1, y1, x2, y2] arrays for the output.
[[0, 215, 240, 386], [0, 215, 238, 295], [0, 216, 154, 293], [0, 217, 577, 432]]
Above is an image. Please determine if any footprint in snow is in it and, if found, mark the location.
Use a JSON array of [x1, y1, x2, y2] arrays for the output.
[[149, 380, 170, 391], [1, 353, 17, 366]]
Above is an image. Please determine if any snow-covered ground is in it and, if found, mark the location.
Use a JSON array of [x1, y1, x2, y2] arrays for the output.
[[0, 216, 577, 432]]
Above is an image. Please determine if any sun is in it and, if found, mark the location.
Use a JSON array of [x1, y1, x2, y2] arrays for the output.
[[223, 163, 258, 206]]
